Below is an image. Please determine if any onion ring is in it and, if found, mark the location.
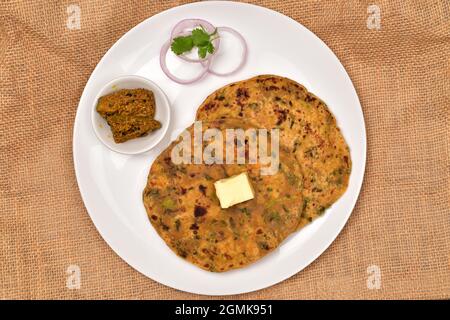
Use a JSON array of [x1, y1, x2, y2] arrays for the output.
[[204, 26, 247, 77], [160, 39, 211, 84]]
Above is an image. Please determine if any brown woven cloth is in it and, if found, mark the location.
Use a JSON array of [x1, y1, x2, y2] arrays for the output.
[[1, 0, 449, 299]]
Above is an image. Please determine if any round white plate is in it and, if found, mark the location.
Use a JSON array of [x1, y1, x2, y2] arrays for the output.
[[73, 1, 366, 295]]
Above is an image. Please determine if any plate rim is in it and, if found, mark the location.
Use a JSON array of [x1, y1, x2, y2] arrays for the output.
[[73, 0, 367, 296]]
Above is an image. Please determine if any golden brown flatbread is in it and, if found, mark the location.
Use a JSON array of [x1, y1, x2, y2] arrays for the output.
[[196, 75, 351, 227], [143, 119, 304, 272]]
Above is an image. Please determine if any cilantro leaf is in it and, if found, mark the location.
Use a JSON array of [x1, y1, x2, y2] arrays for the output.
[[171, 35, 194, 55], [170, 25, 218, 58], [206, 42, 214, 54], [191, 28, 210, 47], [198, 46, 208, 59]]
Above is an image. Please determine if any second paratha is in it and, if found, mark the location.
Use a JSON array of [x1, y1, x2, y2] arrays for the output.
[[196, 75, 352, 227]]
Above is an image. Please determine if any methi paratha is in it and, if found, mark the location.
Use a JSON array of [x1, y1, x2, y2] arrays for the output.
[[196, 75, 351, 227], [143, 119, 304, 272]]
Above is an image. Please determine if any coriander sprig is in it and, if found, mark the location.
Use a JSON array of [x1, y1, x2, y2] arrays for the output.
[[171, 26, 218, 59]]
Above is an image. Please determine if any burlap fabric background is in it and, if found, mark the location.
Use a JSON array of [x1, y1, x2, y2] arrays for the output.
[[1, 0, 449, 299]]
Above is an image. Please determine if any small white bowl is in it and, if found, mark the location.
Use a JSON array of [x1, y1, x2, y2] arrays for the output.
[[91, 75, 170, 155]]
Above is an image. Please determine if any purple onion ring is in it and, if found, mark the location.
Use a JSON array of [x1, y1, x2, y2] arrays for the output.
[[203, 26, 247, 77], [160, 39, 211, 84]]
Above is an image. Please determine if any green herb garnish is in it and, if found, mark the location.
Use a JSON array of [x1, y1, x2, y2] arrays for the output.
[[162, 198, 176, 211], [286, 172, 299, 186], [171, 26, 218, 59], [170, 36, 194, 55], [239, 207, 251, 218]]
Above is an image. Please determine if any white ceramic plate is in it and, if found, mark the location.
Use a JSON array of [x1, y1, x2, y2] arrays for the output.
[[73, 1, 366, 295]]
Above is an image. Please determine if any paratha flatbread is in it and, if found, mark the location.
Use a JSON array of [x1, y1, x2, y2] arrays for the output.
[[143, 119, 303, 272], [196, 75, 351, 227]]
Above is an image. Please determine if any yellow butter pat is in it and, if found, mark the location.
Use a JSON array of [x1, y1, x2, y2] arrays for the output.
[[214, 172, 255, 209]]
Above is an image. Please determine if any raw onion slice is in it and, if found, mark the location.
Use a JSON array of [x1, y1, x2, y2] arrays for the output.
[[204, 26, 247, 76], [170, 19, 220, 63], [160, 19, 247, 84], [160, 39, 211, 84]]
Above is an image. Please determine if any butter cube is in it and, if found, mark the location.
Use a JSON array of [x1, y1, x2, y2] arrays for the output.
[[214, 172, 255, 209]]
